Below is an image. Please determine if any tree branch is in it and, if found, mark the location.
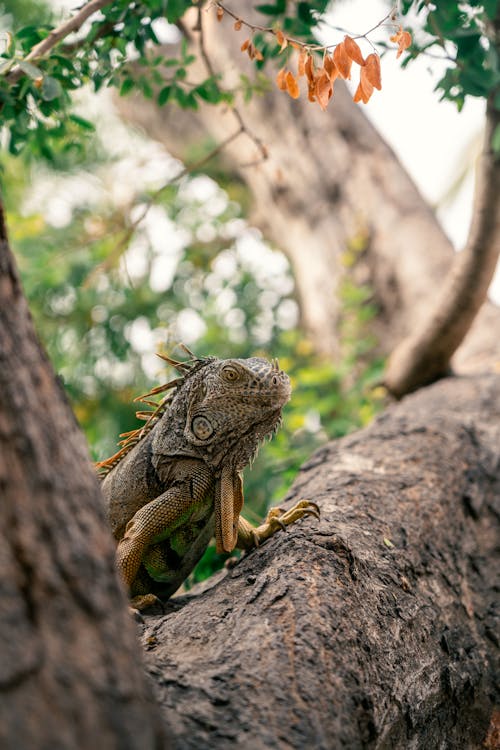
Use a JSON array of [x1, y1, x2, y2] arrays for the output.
[[7, 0, 114, 85], [385, 95, 500, 398]]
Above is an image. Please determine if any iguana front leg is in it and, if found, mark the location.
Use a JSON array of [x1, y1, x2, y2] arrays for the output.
[[236, 500, 320, 551], [116, 471, 212, 610]]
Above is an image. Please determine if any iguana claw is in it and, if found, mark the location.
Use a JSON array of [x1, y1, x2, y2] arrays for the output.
[[248, 500, 320, 548], [130, 593, 164, 612]]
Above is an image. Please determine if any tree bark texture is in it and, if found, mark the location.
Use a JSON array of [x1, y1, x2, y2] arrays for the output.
[[115, 4, 500, 369], [0, 207, 166, 749], [138, 373, 499, 750]]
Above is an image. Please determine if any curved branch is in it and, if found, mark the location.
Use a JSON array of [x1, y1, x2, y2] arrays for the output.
[[385, 96, 500, 398]]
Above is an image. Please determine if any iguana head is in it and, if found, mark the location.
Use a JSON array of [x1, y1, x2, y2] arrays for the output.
[[156, 356, 291, 470]]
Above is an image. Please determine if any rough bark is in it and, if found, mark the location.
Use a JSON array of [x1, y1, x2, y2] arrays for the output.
[[0, 205, 166, 749], [137, 373, 499, 750], [115, 4, 500, 368], [385, 94, 500, 397]]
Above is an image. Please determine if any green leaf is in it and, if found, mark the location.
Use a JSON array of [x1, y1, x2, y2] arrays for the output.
[[492, 124, 500, 154], [119, 77, 135, 96], [18, 60, 43, 80], [41, 76, 62, 100], [157, 85, 171, 106], [165, 0, 191, 23], [69, 114, 95, 131]]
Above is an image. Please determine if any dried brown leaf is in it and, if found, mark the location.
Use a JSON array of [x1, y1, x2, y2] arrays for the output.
[[276, 67, 287, 91], [234, 19, 242, 31], [304, 53, 315, 84], [275, 29, 288, 52], [323, 54, 338, 82], [333, 41, 352, 80], [216, 6, 224, 22], [315, 70, 333, 112], [298, 48, 307, 77], [241, 39, 250, 52], [286, 70, 300, 99], [344, 35, 364, 66], [364, 52, 381, 90]]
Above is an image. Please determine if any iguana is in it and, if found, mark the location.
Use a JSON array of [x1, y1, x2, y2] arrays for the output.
[[97, 349, 319, 610]]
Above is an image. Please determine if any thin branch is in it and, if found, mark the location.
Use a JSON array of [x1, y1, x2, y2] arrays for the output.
[[7, 0, 115, 84], [198, 6, 268, 164]]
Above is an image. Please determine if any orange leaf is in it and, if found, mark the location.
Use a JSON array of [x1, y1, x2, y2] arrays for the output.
[[307, 82, 316, 103], [364, 53, 381, 90], [397, 30, 412, 57], [315, 70, 333, 111], [298, 48, 307, 77], [216, 6, 224, 22], [323, 54, 338, 82], [234, 19, 242, 31], [241, 39, 250, 52], [254, 48, 264, 61], [390, 26, 412, 58], [333, 42, 352, 80], [275, 29, 288, 52], [276, 68, 287, 91], [304, 53, 315, 84], [360, 66, 374, 99], [344, 35, 364, 66], [286, 70, 300, 99]]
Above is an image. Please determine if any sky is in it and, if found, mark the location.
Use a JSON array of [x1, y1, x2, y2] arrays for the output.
[[48, 0, 499, 302]]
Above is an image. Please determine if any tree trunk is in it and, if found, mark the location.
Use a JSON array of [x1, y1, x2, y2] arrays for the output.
[[0, 205, 166, 749], [115, 4, 500, 368], [137, 373, 499, 750]]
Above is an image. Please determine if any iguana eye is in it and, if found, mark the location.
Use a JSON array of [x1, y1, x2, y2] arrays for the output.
[[191, 415, 213, 440], [222, 365, 239, 382]]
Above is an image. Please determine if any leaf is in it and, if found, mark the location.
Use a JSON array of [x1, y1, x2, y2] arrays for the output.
[[390, 26, 412, 58], [344, 36, 364, 66], [157, 85, 171, 105], [333, 42, 352, 79], [18, 60, 43, 80], [304, 53, 315, 84], [323, 55, 338, 82], [276, 67, 287, 91], [364, 53, 381, 90], [275, 29, 288, 52], [40, 76, 62, 101], [241, 39, 250, 52], [69, 114, 95, 131], [234, 19, 242, 31], [119, 78, 135, 96], [285, 70, 300, 99], [216, 6, 224, 22], [315, 69, 333, 111], [298, 48, 307, 77], [359, 66, 373, 104], [492, 124, 500, 154]]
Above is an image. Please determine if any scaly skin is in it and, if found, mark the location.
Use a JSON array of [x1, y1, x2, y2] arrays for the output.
[[99, 356, 319, 610]]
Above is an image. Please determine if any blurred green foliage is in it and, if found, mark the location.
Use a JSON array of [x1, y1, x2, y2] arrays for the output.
[[399, 1, 500, 113], [5, 125, 384, 584]]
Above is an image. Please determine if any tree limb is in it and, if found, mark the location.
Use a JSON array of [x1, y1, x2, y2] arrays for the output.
[[138, 373, 499, 749], [384, 95, 500, 397]]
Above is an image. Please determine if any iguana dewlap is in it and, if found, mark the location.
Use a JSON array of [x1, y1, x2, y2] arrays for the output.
[[98, 354, 319, 610]]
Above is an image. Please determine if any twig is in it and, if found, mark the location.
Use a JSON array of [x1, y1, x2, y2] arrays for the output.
[[7, 0, 115, 84]]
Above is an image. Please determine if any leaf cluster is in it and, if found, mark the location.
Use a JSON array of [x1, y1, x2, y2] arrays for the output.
[[400, 1, 500, 110]]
